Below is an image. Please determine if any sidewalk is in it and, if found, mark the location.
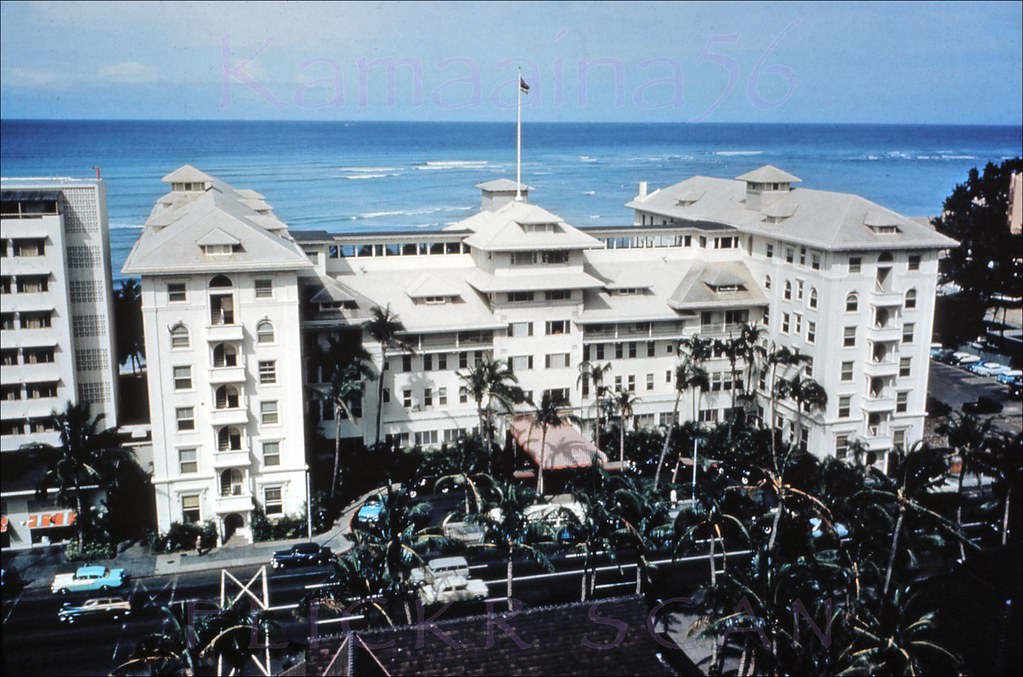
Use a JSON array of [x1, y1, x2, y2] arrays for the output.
[[2, 489, 373, 590]]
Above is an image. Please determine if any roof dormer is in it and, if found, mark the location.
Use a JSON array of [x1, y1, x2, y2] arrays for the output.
[[737, 165, 800, 211], [162, 165, 215, 193]]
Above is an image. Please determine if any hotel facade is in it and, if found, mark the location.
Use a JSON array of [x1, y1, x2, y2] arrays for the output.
[[126, 165, 954, 541], [1, 178, 120, 549]]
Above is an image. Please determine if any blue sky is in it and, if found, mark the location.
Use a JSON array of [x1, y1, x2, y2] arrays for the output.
[[1, 1, 1021, 124]]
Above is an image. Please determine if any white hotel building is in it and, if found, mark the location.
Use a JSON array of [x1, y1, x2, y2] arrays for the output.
[[1, 178, 120, 549], [128, 165, 954, 539]]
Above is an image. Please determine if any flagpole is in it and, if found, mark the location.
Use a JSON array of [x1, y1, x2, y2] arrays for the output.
[[516, 68, 522, 201]]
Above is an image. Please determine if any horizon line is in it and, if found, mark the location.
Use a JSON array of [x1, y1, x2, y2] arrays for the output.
[[2, 117, 1021, 129]]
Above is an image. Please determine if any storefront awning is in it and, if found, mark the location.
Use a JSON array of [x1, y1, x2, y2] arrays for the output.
[[509, 415, 607, 470]]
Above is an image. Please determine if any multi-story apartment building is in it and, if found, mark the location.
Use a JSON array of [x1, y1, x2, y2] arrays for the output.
[[130, 165, 953, 537], [1, 178, 119, 549], [123, 166, 312, 543]]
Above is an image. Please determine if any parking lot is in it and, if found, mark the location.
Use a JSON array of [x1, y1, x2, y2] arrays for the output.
[[928, 360, 1022, 435]]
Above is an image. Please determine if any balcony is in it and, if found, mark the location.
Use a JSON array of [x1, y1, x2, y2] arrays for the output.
[[212, 449, 251, 468], [861, 393, 896, 413], [863, 359, 899, 377], [866, 324, 901, 343], [214, 492, 253, 513], [205, 323, 244, 343], [210, 405, 248, 426], [871, 289, 904, 305], [4, 256, 53, 276], [2, 362, 62, 383], [209, 366, 246, 384], [0, 327, 58, 348]]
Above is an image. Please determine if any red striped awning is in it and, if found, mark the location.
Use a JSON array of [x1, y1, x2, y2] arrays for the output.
[[25, 510, 77, 529], [509, 415, 607, 471]]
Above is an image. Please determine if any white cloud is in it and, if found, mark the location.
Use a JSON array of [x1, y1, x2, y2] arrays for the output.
[[2, 67, 63, 87], [98, 61, 159, 83]]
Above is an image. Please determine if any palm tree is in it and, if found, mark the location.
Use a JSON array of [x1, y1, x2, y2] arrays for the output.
[[654, 359, 705, 489], [531, 391, 572, 495], [610, 389, 640, 468], [939, 412, 994, 558], [470, 478, 552, 610], [678, 334, 713, 424], [738, 322, 767, 401], [776, 375, 828, 452], [33, 401, 132, 552], [576, 360, 612, 446], [114, 278, 145, 374], [458, 358, 526, 465], [713, 335, 746, 440], [764, 344, 809, 455], [320, 337, 376, 498], [365, 305, 414, 450]]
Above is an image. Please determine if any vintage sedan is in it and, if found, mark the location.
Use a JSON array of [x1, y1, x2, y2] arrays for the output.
[[58, 596, 132, 623], [270, 542, 334, 569], [51, 565, 128, 595]]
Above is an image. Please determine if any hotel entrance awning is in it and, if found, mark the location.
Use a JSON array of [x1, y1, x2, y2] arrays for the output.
[[508, 415, 607, 471]]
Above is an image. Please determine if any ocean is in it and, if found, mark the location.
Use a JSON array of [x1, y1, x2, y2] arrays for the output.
[[1, 120, 1020, 280]]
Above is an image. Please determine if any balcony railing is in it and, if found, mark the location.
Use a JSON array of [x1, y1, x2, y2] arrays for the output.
[[212, 449, 251, 468]]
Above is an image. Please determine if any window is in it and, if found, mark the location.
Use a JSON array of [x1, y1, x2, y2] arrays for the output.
[[507, 291, 534, 303], [439, 388, 447, 406], [781, 312, 790, 334], [263, 441, 280, 466], [259, 360, 277, 384], [548, 288, 572, 302], [843, 327, 856, 348], [401, 355, 412, 372], [403, 390, 413, 408], [544, 353, 570, 368], [796, 280, 804, 301], [908, 255, 921, 271], [437, 353, 448, 370], [459, 387, 468, 404], [542, 250, 569, 264], [424, 354, 433, 371], [415, 430, 439, 446], [784, 280, 792, 301], [838, 396, 851, 418], [255, 279, 273, 298], [766, 243, 774, 258], [627, 374, 636, 392], [509, 355, 533, 371], [799, 247, 806, 266], [173, 366, 192, 390], [785, 247, 794, 263], [257, 320, 275, 344], [902, 323, 915, 344], [171, 324, 190, 349], [849, 257, 862, 273], [424, 388, 433, 407], [261, 401, 279, 424], [835, 435, 849, 460], [0, 313, 13, 330], [647, 341, 655, 357], [17, 274, 49, 293], [845, 293, 859, 312], [804, 357, 814, 379], [511, 251, 537, 265], [900, 357, 911, 378], [21, 311, 52, 329], [264, 487, 283, 515], [168, 283, 187, 303], [809, 288, 818, 309], [545, 320, 569, 335], [666, 370, 672, 383], [646, 373, 654, 391], [2, 384, 21, 401], [179, 448, 198, 474], [509, 322, 533, 337], [896, 392, 908, 413], [24, 347, 54, 364], [905, 288, 917, 309], [699, 408, 719, 423], [181, 495, 201, 524], [811, 253, 821, 270], [213, 343, 238, 367], [841, 361, 854, 381], [764, 275, 772, 290], [176, 407, 195, 431], [807, 321, 816, 344], [628, 343, 637, 359], [793, 313, 803, 335]]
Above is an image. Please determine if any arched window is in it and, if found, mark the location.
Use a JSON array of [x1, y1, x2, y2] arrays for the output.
[[212, 343, 238, 367], [905, 288, 917, 309], [170, 323, 190, 349], [764, 275, 772, 290], [845, 292, 859, 312], [809, 288, 818, 309], [257, 320, 275, 344], [215, 385, 240, 409], [217, 426, 242, 451], [209, 275, 233, 289], [783, 280, 792, 301], [220, 469, 244, 496], [877, 252, 893, 264]]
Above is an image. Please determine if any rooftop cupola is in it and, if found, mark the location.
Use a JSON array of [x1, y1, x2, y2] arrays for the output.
[[161, 164, 215, 193], [475, 179, 529, 212], [736, 165, 801, 211]]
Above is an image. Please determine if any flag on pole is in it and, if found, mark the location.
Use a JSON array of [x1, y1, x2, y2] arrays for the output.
[[519, 77, 530, 94]]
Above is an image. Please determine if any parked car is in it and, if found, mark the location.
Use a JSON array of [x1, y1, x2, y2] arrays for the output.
[[58, 596, 132, 624], [351, 494, 384, 531], [968, 361, 1011, 377], [51, 565, 128, 595], [931, 347, 955, 362], [951, 352, 981, 367], [270, 542, 334, 569], [1009, 378, 1023, 400], [995, 369, 1022, 385], [410, 556, 488, 605], [962, 396, 1004, 415], [929, 342, 945, 358]]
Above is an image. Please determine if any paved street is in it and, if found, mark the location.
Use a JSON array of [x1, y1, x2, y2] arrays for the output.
[[928, 360, 1021, 435]]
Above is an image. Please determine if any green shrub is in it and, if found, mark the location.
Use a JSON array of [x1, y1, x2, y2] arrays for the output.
[[150, 521, 217, 553], [65, 539, 116, 561]]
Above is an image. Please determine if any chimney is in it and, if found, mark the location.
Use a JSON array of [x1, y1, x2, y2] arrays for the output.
[[638, 181, 648, 199]]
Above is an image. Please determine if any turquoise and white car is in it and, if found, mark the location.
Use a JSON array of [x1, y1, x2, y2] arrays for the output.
[[51, 565, 128, 595]]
